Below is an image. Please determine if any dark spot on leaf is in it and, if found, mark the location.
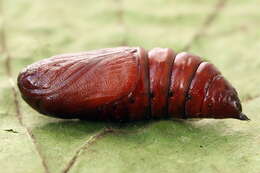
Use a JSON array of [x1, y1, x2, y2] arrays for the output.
[[4, 129, 19, 133]]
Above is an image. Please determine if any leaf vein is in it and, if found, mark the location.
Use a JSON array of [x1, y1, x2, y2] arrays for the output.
[[182, 0, 228, 51], [61, 128, 115, 173], [0, 1, 51, 173]]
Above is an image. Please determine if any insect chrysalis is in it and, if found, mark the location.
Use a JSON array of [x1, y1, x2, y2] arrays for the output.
[[17, 47, 249, 121]]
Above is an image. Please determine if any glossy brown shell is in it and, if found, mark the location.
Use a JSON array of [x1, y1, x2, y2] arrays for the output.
[[148, 48, 175, 119], [17, 47, 248, 121]]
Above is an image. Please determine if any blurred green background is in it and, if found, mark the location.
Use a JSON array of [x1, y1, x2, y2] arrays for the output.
[[0, 0, 259, 173]]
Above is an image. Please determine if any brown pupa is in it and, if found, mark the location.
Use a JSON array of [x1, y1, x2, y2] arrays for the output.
[[17, 47, 249, 122]]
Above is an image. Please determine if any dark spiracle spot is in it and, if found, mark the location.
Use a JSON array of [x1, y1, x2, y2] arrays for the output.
[[208, 103, 212, 108], [169, 91, 174, 98], [112, 104, 117, 110], [186, 94, 192, 100], [129, 97, 135, 104], [150, 92, 155, 99]]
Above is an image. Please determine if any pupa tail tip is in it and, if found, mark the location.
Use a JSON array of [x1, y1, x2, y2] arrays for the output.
[[237, 113, 250, 121]]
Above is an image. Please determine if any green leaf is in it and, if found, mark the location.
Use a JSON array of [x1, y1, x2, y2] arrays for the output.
[[0, 0, 259, 173]]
